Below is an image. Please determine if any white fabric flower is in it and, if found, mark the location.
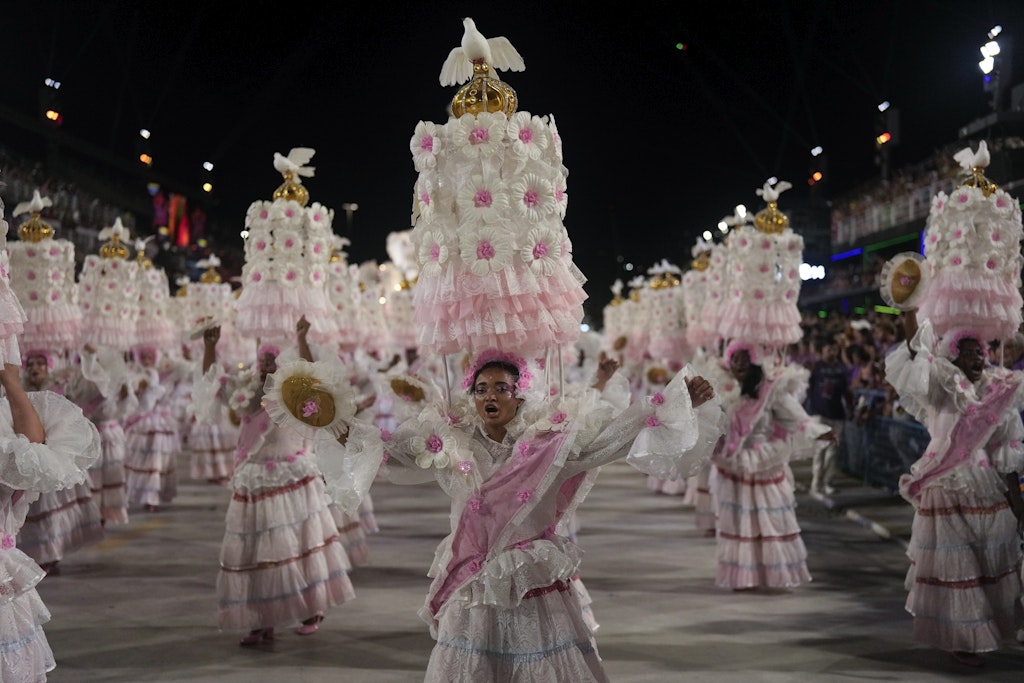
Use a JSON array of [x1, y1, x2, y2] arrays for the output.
[[456, 174, 509, 226], [274, 228, 303, 256], [553, 172, 569, 218], [410, 121, 442, 172], [547, 114, 563, 162], [246, 200, 275, 229], [453, 112, 506, 158], [460, 226, 514, 276], [943, 248, 969, 269], [306, 202, 334, 231], [947, 187, 977, 210], [272, 200, 305, 228], [413, 175, 437, 224], [510, 172, 556, 223], [507, 112, 550, 161], [410, 428, 458, 469], [417, 230, 451, 278], [521, 227, 564, 276], [306, 236, 331, 262], [274, 259, 303, 287]]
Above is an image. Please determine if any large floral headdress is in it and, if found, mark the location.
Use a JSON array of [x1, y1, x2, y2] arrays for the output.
[[461, 349, 532, 392]]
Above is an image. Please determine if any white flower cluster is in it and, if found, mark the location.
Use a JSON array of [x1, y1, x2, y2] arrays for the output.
[[408, 111, 583, 356], [923, 186, 1022, 277], [716, 224, 804, 348], [7, 237, 81, 352], [234, 198, 339, 345], [135, 266, 177, 349], [77, 255, 140, 351], [916, 182, 1024, 341]]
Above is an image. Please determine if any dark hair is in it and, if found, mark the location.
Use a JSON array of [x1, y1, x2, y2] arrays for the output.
[[740, 364, 764, 399], [471, 360, 521, 388]]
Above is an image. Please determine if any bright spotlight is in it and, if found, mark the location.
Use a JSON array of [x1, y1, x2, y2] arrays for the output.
[[989, 25, 1002, 39], [766, 176, 778, 186], [44, 78, 61, 89], [202, 161, 214, 172], [717, 221, 728, 232], [811, 146, 823, 157], [139, 128, 151, 140], [981, 40, 1001, 58], [702, 230, 713, 241], [735, 204, 747, 218], [877, 101, 890, 112], [240, 229, 250, 239], [979, 56, 995, 74], [202, 182, 213, 193]]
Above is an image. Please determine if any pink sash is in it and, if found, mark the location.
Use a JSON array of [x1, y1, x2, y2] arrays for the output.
[[725, 379, 777, 455], [428, 429, 583, 618], [903, 376, 1020, 500]]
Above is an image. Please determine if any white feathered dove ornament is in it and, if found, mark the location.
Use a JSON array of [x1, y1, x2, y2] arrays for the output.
[[13, 189, 52, 217], [273, 147, 316, 182], [755, 179, 793, 203], [954, 139, 990, 172], [440, 18, 526, 86], [98, 217, 129, 242]]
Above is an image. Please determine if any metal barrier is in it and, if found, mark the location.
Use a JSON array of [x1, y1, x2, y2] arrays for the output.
[[838, 415, 928, 492]]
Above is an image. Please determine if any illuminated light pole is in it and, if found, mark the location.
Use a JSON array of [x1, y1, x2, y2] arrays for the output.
[[341, 202, 359, 234]]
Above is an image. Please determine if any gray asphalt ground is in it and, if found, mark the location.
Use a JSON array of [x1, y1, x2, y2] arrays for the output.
[[36, 455, 1024, 682]]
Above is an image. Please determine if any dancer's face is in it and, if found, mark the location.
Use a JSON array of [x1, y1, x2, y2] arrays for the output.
[[473, 367, 522, 434], [25, 355, 49, 387], [953, 339, 985, 384], [258, 352, 278, 377], [729, 349, 752, 382]]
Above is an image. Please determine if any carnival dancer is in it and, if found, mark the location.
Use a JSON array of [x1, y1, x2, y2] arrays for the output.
[[198, 318, 361, 645], [64, 344, 136, 526], [711, 343, 832, 590], [880, 143, 1024, 667], [123, 345, 182, 512], [16, 349, 104, 574]]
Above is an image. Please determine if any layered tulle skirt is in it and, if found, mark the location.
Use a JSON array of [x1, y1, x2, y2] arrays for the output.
[[904, 484, 1022, 652]]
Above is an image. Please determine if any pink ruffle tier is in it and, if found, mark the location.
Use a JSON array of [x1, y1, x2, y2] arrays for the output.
[[916, 272, 1022, 342]]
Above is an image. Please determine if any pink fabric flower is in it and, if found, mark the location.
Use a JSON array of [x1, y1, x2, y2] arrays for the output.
[[1, 535, 13, 550], [468, 496, 483, 511], [380, 428, 392, 442], [651, 392, 665, 405], [645, 415, 661, 428], [426, 434, 444, 453], [517, 489, 532, 503], [301, 400, 319, 417], [551, 411, 567, 424], [457, 460, 473, 474]]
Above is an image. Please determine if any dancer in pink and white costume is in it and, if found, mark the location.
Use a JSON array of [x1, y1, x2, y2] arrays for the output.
[[378, 21, 724, 679], [16, 350, 104, 575], [123, 346, 181, 512], [883, 144, 1024, 667], [198, 318, 371, 646], [711, 343, 832, 590], [65, 345, 136, 526]]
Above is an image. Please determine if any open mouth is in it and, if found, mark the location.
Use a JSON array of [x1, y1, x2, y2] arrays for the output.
[[484, 404, 499, 415]]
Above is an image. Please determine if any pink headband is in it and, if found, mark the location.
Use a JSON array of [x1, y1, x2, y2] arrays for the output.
[[462, 349, 532, 392], [258, 344, 281, 358], [724, 341, 760, 365], [939, 328, 986, 360], [24, 349, 54, 369]]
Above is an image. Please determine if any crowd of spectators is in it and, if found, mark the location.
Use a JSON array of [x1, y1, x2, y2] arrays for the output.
[[829, 135, 1024, 248]]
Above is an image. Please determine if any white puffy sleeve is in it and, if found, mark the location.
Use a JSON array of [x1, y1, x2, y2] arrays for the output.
[[0, 391, 101, 493]]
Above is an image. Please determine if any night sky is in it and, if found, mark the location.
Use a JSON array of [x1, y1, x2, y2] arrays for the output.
[[3, 0, 1022, 321]]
